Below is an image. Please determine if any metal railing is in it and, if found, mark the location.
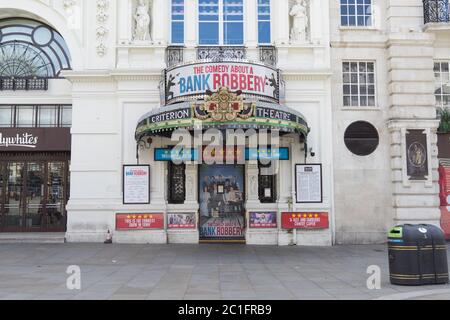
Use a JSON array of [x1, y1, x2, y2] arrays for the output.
[[197, 46, 247, 61], [0, 77, 48, 91], [424, 0, 450, 24]]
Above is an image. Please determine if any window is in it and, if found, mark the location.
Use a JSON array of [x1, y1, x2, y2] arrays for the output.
[[344, 121, 379, 156], [0, 106, 13, 127], [16, 107, 35, 127], [435, 61, 450, 108], [258, 0, 271, 44], [258, 162, 277, 203], [343, 61, 376, 107], [60, 106, 72, 127], [171, 0, 184, 44], [340, 0, 372, 27], [199, 0, 244, 45], [38, 107, 58, 127], [168, 162, 186, 204], [0, 105, 72, 128]]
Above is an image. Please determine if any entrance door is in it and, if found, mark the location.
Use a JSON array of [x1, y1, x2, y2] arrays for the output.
[[0, 155, 69, 232], [199, 165, 246, 242]]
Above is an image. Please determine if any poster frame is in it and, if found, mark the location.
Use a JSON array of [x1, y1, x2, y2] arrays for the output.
[[295, 163, 323, 204], [122, 164, 151, 205]]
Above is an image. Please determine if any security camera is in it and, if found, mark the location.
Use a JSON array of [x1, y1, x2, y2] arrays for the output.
[[309, 148, 315, 157]]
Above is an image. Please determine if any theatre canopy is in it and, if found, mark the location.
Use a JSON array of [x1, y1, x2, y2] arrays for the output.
[[135, 61, 309, 140]]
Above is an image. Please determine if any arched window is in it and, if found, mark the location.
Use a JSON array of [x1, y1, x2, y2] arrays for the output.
[[0, 18, 72, 90]]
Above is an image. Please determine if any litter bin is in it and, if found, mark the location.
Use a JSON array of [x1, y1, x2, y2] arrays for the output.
[[388, 224, 449, 286]]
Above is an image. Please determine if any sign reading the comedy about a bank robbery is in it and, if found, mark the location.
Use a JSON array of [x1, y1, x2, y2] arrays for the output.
[[281, 212, 329, 230], [116, 213, 164, 230], [123, 165, 150, 204], [165, 61, 280, 105]]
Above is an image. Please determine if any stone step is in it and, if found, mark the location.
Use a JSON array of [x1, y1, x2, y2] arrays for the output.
[[0, 233, 65, 244]]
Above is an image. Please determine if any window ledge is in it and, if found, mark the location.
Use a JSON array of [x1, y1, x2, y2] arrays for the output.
[[339, 26, 379, 32], [341, 106, 381, 111]]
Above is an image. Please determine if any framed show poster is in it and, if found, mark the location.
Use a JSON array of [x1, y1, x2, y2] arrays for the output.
[[168, 213, 196, 229], [281, 212, 329, 230], [249, 212, 277, 229], [123, 165, 150, 204], [116, 213, 164, 230], [295, 164, 323, 203]]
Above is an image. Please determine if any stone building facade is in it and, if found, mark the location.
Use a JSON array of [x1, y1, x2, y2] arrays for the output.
[[0, 0, 445, 245]]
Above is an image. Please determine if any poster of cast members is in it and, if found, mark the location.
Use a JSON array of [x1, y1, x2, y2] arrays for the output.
[[249, 212, 277, 228], [168, 213, 196, 229], [199, 165, 245, 241]]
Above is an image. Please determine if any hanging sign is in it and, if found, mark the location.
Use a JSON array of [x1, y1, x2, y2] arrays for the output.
[[123, 165, 150, 204], [281, 212, 329, 230], [165, 61, 280, 104]]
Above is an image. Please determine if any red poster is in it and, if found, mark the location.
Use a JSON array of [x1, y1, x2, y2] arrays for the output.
[[281, 212, 329, 230], [116, 213, 164, 230]]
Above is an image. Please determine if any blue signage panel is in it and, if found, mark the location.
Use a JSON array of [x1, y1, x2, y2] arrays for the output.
[[155, 147, 289, 161], [246, 148, 290, 160], [154, 148, 198, 161]]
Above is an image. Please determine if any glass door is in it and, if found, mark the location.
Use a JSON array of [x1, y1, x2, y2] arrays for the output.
[[5, 162, 25, 230], [0, 156, 69, 232], [24, 162, 45, 230]]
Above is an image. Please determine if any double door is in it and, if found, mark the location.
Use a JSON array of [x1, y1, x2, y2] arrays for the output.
[[0, 154, 69, 232]]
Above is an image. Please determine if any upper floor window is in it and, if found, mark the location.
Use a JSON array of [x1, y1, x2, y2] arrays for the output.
[[199, 0, 244, 45], [0, 18, 72, 91], [171, 0, 185, 44], [0, 105, 72, 128], [340, 0, 372, 27], [343, 61, 376, 107], [258, 0, 271, 44], [435, 61, 450, 108]]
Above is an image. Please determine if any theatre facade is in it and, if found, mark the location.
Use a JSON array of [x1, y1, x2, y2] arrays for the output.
[[0, 0, 443, 245]]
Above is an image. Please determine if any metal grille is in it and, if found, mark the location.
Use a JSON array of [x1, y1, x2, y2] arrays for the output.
[[423, 0, 450, 23], [197, 46, 247, 61], [168, 162, 186, 204], [0, 78, 48, 91], [259, 46, 278, 67], [166, 46, 184, 67], [258, 163, 276, 203]]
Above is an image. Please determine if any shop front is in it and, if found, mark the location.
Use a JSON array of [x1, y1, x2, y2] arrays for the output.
[[0, 128, 71, 232], [133, 61, 310, 244]]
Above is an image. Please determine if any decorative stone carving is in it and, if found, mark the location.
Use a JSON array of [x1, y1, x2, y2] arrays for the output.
[[96, 0, 109, 57], [64, 0, 80, 30], [133, 0, 152, 42], [289, 0, 309, 43]]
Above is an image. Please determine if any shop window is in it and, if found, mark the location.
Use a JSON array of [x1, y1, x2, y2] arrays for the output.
[[0, 106, 13, 127], [343, 61, 376, 107], [0, 105, 72, 128], [340, 0, 372, 27], [344, 121, 379, 156], [16, 106, 35, 127], [171, 0, 185, 44], [258, 0, 271, 44], [199, 0, 244, 45], [258, 162, 277, 203], [38, 107, 58, 127], [168, 162, 186, 204]]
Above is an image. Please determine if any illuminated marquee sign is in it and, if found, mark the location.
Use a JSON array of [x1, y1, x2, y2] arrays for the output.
[[165, 61, 280, 104]]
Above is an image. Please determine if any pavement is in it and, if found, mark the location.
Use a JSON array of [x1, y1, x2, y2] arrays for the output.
[[0, 243, 449, 300]]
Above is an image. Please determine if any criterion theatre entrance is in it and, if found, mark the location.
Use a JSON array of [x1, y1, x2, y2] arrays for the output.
[[198, 164, 246, 243]]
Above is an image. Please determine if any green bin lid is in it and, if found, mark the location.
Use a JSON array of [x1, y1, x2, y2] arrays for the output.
[[388, 226, 403, 238]]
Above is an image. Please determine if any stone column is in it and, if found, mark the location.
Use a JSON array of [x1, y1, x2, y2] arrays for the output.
[[185, 163, 198, 205], [274, 0, 290, 45]]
